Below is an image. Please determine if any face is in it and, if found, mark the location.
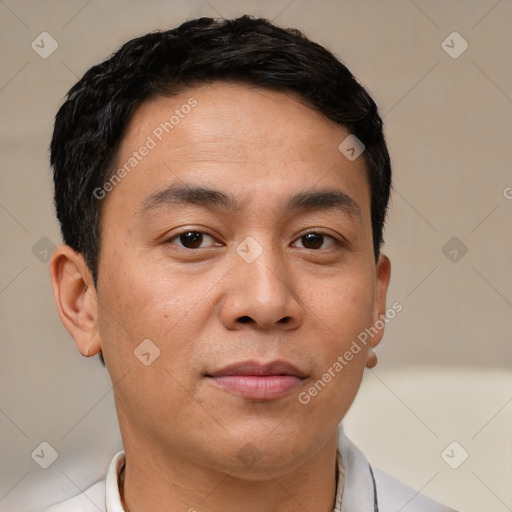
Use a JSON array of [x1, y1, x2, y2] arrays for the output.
[[69, 83, 390, 476]]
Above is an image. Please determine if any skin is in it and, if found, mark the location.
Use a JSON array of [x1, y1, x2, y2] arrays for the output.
[[50, 82, 391, 512]]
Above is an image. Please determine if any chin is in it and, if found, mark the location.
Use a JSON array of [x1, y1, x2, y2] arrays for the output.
[[210, 430, 312, 473]]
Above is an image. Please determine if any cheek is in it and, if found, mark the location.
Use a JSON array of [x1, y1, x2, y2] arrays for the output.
[[99, 254, 184, 323], [96, 257, 204, 418], [95, 248, 219, 371], [299, 278, 373, 423], [299, 266, 375, 409], [306, 267, 375, 342]]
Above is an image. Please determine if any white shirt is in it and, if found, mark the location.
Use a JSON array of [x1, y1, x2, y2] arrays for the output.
[[43, 428, 455, 512]]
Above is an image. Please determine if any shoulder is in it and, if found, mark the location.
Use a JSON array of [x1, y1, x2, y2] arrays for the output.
[[42, 450, 124, 511], [42, 480, 106, 512], [338, 428, 456, 512], [372, 467, 456, 512]]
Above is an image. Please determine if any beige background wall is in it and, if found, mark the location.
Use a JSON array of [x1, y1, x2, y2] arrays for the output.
[[0, 1, 511, 511]]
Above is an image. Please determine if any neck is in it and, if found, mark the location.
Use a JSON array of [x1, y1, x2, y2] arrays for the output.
[[119, 430, 341, 512]]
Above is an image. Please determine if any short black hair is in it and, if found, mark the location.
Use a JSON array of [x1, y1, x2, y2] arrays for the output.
[[50, 15, 391, 286]]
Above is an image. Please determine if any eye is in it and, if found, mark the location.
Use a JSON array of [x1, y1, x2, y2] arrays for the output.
[[292, 231, 340, 250], [167, 230, 219, 249]]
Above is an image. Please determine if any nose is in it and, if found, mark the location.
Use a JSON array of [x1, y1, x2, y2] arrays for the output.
[[220, 242, 304, 331]]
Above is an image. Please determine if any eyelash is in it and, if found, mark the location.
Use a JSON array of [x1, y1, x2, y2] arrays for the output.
[[165, 229, 344, 250]]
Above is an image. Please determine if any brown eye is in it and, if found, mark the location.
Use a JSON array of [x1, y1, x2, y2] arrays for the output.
[[293, 231, 339, 250], [179, 231, 203, 248], [168, 231, 217, 249], [301, 233, 324, 249]]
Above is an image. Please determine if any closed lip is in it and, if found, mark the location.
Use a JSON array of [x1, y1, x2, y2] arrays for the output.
[[207, 360, 307, 379]]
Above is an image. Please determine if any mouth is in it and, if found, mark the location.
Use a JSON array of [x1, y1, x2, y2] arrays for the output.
[[206, 360, 307, 401]]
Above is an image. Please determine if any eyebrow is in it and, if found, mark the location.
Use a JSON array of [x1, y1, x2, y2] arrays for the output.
[[137, 184, 362, 222]]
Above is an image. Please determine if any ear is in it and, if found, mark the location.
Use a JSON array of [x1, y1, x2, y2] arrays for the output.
[[49, 245, 101, 357], [366, 254, 391, 367]]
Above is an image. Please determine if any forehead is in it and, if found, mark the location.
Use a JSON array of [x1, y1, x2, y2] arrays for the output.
[[107, 82, 370, 219], [119, 82, 354, 163]]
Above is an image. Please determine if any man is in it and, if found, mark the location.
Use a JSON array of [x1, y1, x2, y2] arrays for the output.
[[46, 15, 455, 512]]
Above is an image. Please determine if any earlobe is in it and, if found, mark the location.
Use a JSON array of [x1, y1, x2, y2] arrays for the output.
[[49, 245, 101, 357], [366, 348, 378, 368]]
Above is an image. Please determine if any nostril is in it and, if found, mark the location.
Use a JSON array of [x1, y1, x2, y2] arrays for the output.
[[279, 316, 291, 324], [238, 316, 253, 323]]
